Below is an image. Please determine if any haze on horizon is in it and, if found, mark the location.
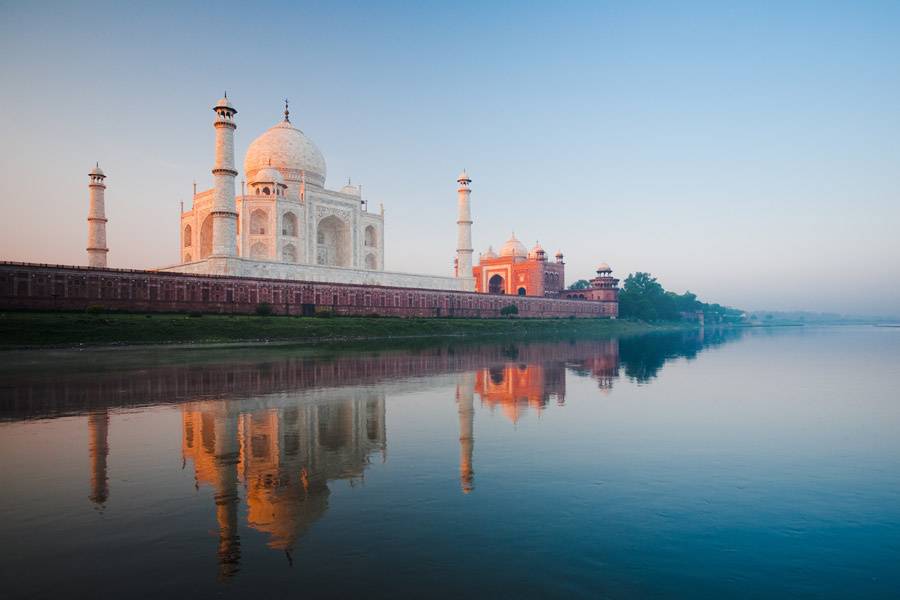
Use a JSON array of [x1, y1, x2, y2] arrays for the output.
[[1, 1, 898, 317]]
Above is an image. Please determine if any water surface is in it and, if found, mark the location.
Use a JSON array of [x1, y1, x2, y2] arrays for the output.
[[2, 327, 899, 598]]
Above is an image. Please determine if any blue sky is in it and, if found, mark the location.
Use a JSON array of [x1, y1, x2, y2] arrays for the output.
[[1, 1, 898, 315]]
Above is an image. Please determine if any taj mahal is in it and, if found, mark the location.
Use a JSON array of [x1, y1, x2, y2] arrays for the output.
[[155, 95, 474, 292], [2, 94, 619, 318]]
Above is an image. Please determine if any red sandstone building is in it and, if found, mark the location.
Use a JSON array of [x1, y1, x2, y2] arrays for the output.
[[559, 263, 620, 317], [472, 234, 565, 297]]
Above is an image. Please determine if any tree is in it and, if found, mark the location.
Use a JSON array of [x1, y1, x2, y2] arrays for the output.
[[617, 272, 741, 322], [568, 279, 590, 290], [500, 304, 519, 316]]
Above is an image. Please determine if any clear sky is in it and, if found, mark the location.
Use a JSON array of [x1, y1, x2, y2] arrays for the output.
[[1, 1, 898, 316]]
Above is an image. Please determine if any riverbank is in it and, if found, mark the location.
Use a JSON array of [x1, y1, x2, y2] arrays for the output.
[[0, 311, 695, 349]]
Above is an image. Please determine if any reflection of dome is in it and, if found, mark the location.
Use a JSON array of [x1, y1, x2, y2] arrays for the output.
[[481, 245, 497, 260], [245, 120, 326, 187], [500, 234, 527, 258]]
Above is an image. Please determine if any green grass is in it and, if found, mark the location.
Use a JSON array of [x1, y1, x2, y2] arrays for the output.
[[0, 311, 695, 349]]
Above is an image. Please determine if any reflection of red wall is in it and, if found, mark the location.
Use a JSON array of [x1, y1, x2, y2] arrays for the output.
[[474, 363, 566, 422], [0, 262, 603, 318]]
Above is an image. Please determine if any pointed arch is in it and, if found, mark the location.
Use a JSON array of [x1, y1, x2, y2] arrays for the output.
[[199, 215, 213, 259], [250, 241, 268, 260], [282, 212, 297, 237]]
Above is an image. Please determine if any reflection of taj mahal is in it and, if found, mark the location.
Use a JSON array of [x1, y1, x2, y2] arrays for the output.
[[180, 391, 386, 579], [69, 339, 630, 577]]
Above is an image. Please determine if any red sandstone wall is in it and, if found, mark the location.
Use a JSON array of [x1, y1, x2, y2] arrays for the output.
[[0, 262, 614, 319]]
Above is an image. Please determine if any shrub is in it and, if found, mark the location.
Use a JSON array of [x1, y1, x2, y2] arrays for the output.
[[500, 304, 519, 317], [315, 310, 335, 318], [188, 311, 203, 318], [85, 305, 105, 314], [255, 302, 273, 316]]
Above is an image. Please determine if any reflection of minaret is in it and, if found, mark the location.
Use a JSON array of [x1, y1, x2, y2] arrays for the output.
[[182, 402, 242, 580], [212, 405, 241, 581], [457, 372, 476, 494], [87, 410, 109, 506]]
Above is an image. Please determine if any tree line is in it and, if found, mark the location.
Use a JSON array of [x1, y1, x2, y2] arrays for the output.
[[569, 272, 744, 323]]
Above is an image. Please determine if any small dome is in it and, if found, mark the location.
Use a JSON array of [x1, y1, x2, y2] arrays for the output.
[[214, 96, 235, 111], [340, 183, 361, 197], [528, 242, 546, 260], [457, 169, 471, 183], [89, 163, 105, 177], [245, 119, 326, 187], [251, 165, 284, 185], [481, 245, 497, 260], [499, 234, 527, 258], [597, 262, 612, 273], [555, 250, 563, 257]]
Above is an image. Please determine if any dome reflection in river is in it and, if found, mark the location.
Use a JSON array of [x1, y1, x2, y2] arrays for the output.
[[180, 391, 386, 579]]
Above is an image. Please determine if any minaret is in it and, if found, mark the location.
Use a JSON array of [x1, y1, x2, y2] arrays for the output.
[[86, 163, 108, 267], [457, 372, 476, 494], [456, 170, 473, 282], [211, 94, 238, 257]]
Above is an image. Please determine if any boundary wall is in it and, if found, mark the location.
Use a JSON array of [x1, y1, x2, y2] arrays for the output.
[[0, 262, 614, 318]]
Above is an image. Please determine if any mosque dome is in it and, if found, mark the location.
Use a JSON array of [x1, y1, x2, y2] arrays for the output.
[[245, 120, 326, 188], [499, 234, 527, 258]]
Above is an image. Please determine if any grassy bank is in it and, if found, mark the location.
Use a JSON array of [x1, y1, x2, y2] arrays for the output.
[[0, 311, 695, 349]]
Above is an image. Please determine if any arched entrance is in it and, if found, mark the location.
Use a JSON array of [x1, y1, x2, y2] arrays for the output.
[[316, 216, 351, 267], [199, 215, 213, 259], [488, 274, 505, 294]]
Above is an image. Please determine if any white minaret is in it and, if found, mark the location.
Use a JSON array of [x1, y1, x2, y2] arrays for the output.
[[87, 163, 108, 267], [456, 170, 473, 280], [211, 94, 238, 257]]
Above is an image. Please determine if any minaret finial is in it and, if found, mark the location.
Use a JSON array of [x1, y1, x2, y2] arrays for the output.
[[224, 90, 227, 98], [284, 98, 290, 122]]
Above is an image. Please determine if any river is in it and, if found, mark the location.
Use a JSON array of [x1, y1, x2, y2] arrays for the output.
[[1, 326, 898, 598]]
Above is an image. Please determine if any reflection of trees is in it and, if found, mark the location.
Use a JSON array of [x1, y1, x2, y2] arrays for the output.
[[618, 328, 745, 383]]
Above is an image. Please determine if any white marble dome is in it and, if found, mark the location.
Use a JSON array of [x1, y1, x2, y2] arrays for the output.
[[500, 234, 527, 258], [482, 245, 497, 260], [245, 120, 326, 188], [251, 164, 284, 185]]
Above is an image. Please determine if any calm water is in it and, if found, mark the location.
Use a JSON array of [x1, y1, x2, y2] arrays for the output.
[[2, 327, 899, 598]]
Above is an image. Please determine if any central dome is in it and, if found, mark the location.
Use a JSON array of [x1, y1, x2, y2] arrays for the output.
[[244, 120, 327, 188]]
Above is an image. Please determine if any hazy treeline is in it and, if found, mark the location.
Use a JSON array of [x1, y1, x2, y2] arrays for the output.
[[617, 272, 744, 323]]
